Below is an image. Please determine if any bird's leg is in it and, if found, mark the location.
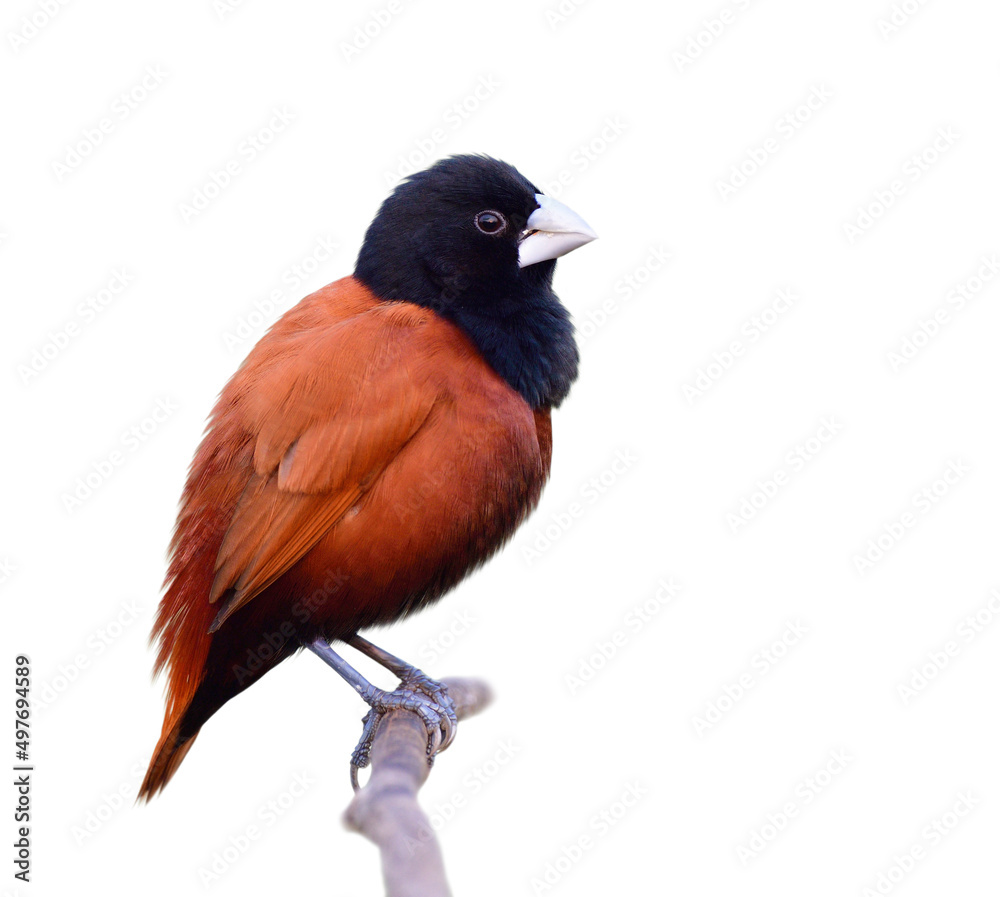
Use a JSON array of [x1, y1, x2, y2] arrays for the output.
[[347, 634, 457, 741], [346, 634, 458, 763], [307, 636, 457, 791]]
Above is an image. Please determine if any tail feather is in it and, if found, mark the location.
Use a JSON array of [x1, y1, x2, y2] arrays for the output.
[[139, 658, 218, 802], [141, 410, 292, 800], [140, 596, 301, 801], [139, 559, 218, 802], [138, 721, 200, 801]]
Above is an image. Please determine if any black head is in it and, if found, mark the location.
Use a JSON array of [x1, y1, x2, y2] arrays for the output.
[[355, 154, 597, 409]]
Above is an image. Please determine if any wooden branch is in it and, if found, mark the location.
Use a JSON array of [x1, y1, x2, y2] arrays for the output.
[[342, 678, 493, 897]]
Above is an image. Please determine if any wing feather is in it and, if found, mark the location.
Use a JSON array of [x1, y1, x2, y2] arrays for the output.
[[206, 301, 442, 632]]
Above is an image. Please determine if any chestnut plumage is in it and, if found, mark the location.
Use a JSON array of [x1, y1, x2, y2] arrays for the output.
[[140, 155, 596, 799]]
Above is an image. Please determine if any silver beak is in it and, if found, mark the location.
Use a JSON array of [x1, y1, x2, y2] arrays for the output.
[[518, 193, 598, 268]]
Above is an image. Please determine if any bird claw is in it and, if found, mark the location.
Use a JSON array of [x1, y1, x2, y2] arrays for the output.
[[399, 670, 458, 753], [349, 674, 458, 790]]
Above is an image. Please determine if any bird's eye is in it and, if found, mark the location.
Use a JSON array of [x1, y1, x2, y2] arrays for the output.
[[474, 210, 507, 235]]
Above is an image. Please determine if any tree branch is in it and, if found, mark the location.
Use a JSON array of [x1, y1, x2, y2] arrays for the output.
[[342, 678, 493, 897]]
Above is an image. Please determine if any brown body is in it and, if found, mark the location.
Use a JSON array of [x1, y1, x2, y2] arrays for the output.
[[140, 277, 552, 798]]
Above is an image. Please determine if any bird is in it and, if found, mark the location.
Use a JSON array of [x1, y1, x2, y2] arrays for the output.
[[138, 154, 597, 800]]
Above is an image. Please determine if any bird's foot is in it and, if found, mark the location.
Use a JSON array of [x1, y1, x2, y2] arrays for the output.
[[350, 673, 458, 789]]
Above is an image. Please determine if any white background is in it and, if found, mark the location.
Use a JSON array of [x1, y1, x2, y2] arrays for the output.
[[3, 0, 1000, 894]]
